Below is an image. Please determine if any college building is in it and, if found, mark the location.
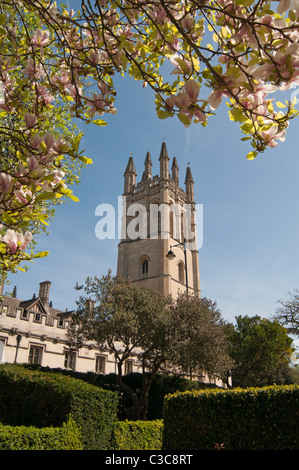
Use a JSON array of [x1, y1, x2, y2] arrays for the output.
[[0, 142, 228, 387]]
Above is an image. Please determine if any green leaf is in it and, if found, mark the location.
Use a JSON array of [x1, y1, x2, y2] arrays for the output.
[[276, 101, 286, 108], [0, 14, 6, 25], [35, 192, 56, 203], [177, 113, 191, 126], [246, 151, 258, 160], [234, 0, 255, 6], [92, 119, 108, 126], [32, 251, 49, 259], [77, 155, 93, 165]]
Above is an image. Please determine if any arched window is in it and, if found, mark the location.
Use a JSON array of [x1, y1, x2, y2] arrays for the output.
[[178, 261, 185, 284], [169, 207, 173, 239], [142, 259, 148, 275], [139, 256, 149, 278]]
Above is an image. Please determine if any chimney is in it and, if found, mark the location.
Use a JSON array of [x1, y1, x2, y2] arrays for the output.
[[39, 281, 51, 306]]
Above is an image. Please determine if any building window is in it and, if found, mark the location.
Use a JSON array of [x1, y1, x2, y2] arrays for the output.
[[178, 261, 185, 284], [139, 256, 149, 278], [64, 351, 76, 370], [34, 312, 41, 323], [0, 340, 5, 363], [142, 259, 148, 275], [1, 305, 8, 315], [20, 310, 28, 320], [124, 360, 134, 375], [96, 355, 106, 374], [28, 345, 43, 365]]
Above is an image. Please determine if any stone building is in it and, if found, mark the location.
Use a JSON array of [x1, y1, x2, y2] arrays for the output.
[[117, 141, 200, 299], [0, 280, 125, 374], [0, 141, 228, 387]]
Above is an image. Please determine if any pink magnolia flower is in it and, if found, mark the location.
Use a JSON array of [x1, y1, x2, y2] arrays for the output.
[[277, 0, 291, 14], [184, 80, 200, 102], [15, 189, 33, 205], [181, 14, 195, 31], [37, 86, 55, 105], [27, 156, 40, 172], [24, 113, 37, 128], [0, 229, 32, 254], [31, 29, 50, 47], [0, 173, 13, 194], [30, 134, 43, 149], [51, 70, 72, 90], [208, 90, 223, 110], [23, 58, 44, 78], [261, 123, 287, 147], [43, 133, 55, 151], [170, 55, 193, 75]]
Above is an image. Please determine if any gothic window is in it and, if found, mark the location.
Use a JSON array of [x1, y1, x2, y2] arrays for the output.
[[151, 199, 161, 238], [140, 256, 149, 278], [178, 261, 185, 284], [142, 259, 148, 275], [169, 208, 173, 239], [181, 211, 184, 243]]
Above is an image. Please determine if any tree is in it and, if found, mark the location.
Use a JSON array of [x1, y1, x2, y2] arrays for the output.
[[168, 293, 233, 384], [68, 273, 173, 420], [1, 0, 299, 273], [274, 289, 299, 337], [228, 315, 295, 388], [67, 273, 232, 419]]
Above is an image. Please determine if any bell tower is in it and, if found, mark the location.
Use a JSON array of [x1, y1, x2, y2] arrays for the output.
[[117, 142, 200, 299]]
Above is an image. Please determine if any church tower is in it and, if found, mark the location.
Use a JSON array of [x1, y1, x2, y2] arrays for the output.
[[117, 142, 200, 299]]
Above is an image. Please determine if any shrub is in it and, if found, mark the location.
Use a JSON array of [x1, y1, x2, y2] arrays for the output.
[[0, 364, 118, 450], [162, 384, 299, 450], [113, 420, 164, 450], [0, 416, 82, 450]]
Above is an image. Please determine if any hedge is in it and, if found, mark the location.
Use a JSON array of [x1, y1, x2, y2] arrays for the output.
[[0, 416, 82, 450], [162, 384, 299, 450], [20, 366, 215, 420], [113, 420, 164, 450], [0, 364, 118, 450]]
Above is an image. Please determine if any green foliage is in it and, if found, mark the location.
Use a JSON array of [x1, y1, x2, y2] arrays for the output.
[[0, 417, 82, 450], [0, 364, 118, 450], [162, 384, 299, 450], [21, 365, 215, 420], [113, 420, 164, 450], [228, 315, 295, 387]]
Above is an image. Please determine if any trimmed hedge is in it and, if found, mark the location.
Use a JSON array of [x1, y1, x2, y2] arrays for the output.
[[113, 420, 163, 450], [20, 366, 215, 420], [0, 364, 118, 450], [162, 384, 299, 450], [0, 417, 82, 450]]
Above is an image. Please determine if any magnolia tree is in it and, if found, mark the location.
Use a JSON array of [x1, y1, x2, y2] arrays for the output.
[[0, 0, 299, 276]]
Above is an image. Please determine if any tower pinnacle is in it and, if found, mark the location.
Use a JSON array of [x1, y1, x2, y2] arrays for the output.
[[124, 155, 136, 194], [142, 151, 152, 182], [185, 166, 194, 202], [159, 141, 169, 179]]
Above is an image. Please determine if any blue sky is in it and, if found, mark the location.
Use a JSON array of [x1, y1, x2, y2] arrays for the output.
[[6, 9, 299, 326]]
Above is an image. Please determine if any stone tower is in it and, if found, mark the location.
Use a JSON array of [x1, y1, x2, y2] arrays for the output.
[[117, 142, 200, 299]]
